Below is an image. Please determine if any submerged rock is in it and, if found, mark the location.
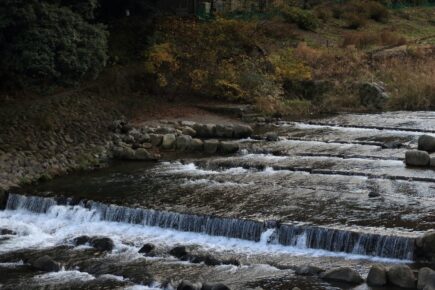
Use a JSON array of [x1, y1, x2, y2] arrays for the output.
[[31, 255, 61, 272], [89, 237, 114, 252], [201, 282, 231, 290], [73, 235, 91, 246], [219, 142, 239, 154], [367, 264, 387, 286], [295, 265, 324, 276], [169, 246, 189, 260], [321, 267, 364, 284], [418, 135, 435, 153], [177, 280, 200, 290], [405, 150, 430, 167], [0, 228, 16, 235], [387, 265, 416, 288], [418, 267, 435, 290], [138, 243, 155, 255], [265, 132, 278, 142]]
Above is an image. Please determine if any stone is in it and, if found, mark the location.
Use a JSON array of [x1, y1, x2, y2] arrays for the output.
[[120, 123, 133, 134], [176, 135, 192, 151], [194, 124, 216, 138], [134, 148, 154, 160], [419, 135, 435, 153], [367, 264, 387, 286], [190, 139, 204, 152], [201, 283, 230, 290], [190, 255, 220, 266], [416, 232, 435, 262], [155, 127, 176, 134], [0, 190, 6, 210], [219, 142, 239, 154], [418, 268, 435, 290], [73, 235, 91, 246], [321, 267, 364, 284], [405, 150, 430, 167], [215, 125, 234, 138], [265, 132, 278, 141], [368, 191, 381, 198], [233, 125, 253, 139], [291, 288, 301, 290], [0, 228, 16, 235], [169, 246, 189, 260], [180, 121, 196, 127], [139, 243, 155, 255], [387, 265, 416, 288], [112, 146, 136, 160], [182, 127, 197, 137], [150, 134, 163, 147], [162, 134, 176, 150], [295, 265, 324, 276], [177, 280, 199, 290], [204, 140, 219, 154], [89, 237, 114, 252], [31, 255, 61, 272], [359, 82, 390, 109]]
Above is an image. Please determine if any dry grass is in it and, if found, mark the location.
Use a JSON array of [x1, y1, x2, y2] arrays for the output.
[[342, 30, 407, 49]]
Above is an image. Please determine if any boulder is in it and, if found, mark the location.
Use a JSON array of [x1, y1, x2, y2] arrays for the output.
[[295, 265, 324, 276], [31, 255, 61, 272], [176, 135, 192, 152], [405, 150, 430, 167], [0, 190, 6, 210], [387, 265, 416, 288], [190, 255, 220, 266], [233, 125, 253, 139], [177, 280, 200, 290], [204, 140, 219, 154], [150, 134, 163, 147], [321, 267, 364, 284], [112, 146, 136, 160], [138, 243, 155, 255], [180, 121, 197, 127], [73, 235, 91, 246], [162, 134, 176, 150], [265, 132, 278, 141], [0, 228, 16, 235], [194, 124, 216, 138], [182, 127, 197, 137], [418, 135, 435, 153], [367, 264, 387, 286], [190, 139, 204, 152], [134, 148, 155, 160], [122, 134, 135, 144], [416, 232, 435, 262], [169, 246, 189, 260], [215, 125, 234, 138], [359, 82, 389, 109], [201, 283, 231, 290], [430, 155, 435, 168], [418, 268, 435, 290], [89, 237, 114, 252], [219, 142, 239, 154]]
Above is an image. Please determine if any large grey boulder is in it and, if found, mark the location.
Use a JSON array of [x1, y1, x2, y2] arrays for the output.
[[162, 134, 176, 149], [321, 267, 364, 284], [215, 125, 234, 138], [418, 268, 435, 290], [416, 232, 435, 262], [150, 134, 163, 147], [176, 135, 192, 151], [359, 82, 389, 109], [135, 148, 155, 160], [31, 255, 61, 272], [367, 264, 387, 286], [387, 265, 416, 288], [419, 135, 435, 153], [194, 124, 216, 138], [219, 142, 239, 154], [405, 150, 430, 167], [233, 125, 253, 139], [190, 139, 204, 152], [204, 140, 219, 154], [201, 283, 230, 290], [89, 237, 114, 252], [182, 127, 196, 137], [112, 146, 136, 160], [178, 280, 200, 290]]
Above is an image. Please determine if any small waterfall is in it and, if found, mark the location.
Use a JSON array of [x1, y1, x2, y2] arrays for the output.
[[4, 194, 416, 260], [277, 224, 415, 260]]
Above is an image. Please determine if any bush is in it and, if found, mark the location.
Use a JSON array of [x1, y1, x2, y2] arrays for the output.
[[344, 13, 368, 29], [367, 1, 390, 22], [282, 7, 319, 31], [0, 0, 108, 89], [342, 30, 406, 48]]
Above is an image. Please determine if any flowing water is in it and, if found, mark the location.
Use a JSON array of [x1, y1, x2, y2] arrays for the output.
[[1, 112, 435, 289]]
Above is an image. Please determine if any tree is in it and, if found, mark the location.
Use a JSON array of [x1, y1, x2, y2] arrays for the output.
[[0, 0, 108, 89]]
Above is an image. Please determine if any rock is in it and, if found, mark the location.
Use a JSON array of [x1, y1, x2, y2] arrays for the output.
[[367, 264, 387, 286], [416, 232, 435, 262], [291, 288, 301, 290], [182, 127, 197, 137], [233, 125, 253, 139], [204, 140, 219, 154], [321, 267, 364, 284], [265, 132, 278, 141], [387, 265, 416, 288], [176, 135, 192, 151], [295, 265, 324, 276], [359, 82, 389, 109], [405, 150, 430, 167], [150, 134, 163, 147], [418, 135, 435, 153], [162, 134, 176, 150], [112, 146, 136, 160], [139, 243, 155, 255], [0, 228, 16, 235], [73, 235, 91, 246], [0, 190, 6, 210], [169, 246, 189, 260], [219, 142, 239, 154], [382, 141, 402, 149], [31, 255, 61, 272], [89, 237, 114, 252], [177, 280, 200, 290], [418, 268, 435, 290], [155, 127, 176, 134], [190, 139, 204, 152], [180, 121, 196, 127], [215, 125, 234, 138], [201, 282, 231, 290], [194, 124, 216, 138], [190, 255, 220, 266], [368, 191, 381, 198], [135, 148, 154, 160]]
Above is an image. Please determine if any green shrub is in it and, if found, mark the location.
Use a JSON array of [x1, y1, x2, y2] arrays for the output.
[[282, 7, 319, 31]]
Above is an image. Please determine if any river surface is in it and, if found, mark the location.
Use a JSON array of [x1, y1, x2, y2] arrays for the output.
[[1, 112, 435, 289]]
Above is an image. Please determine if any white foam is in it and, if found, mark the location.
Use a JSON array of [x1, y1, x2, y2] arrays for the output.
[[33, 270, 95, 283]]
